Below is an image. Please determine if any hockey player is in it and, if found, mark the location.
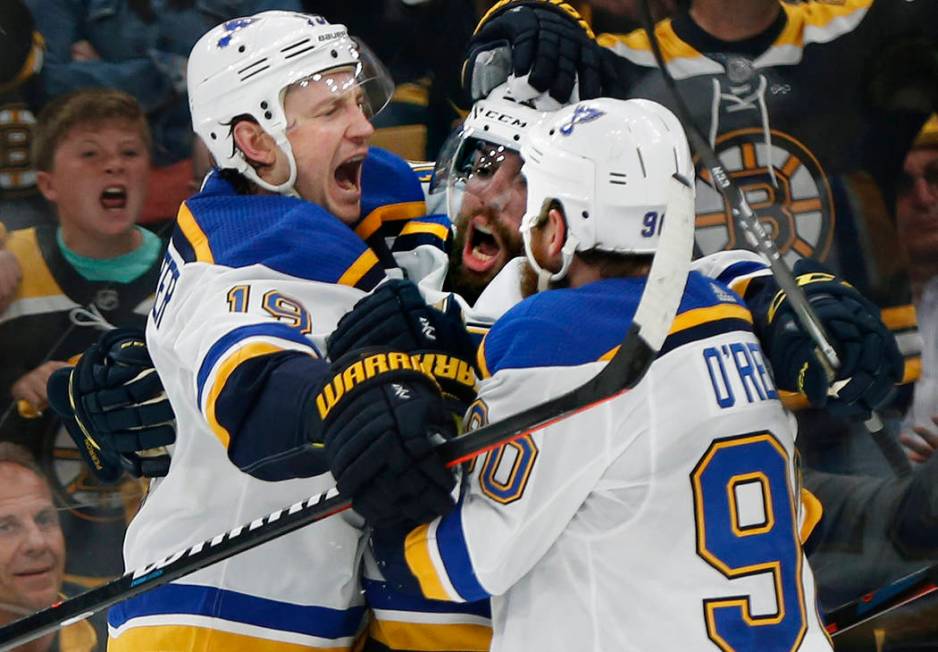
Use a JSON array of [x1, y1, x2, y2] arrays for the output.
[[333, 97, 835, 651], [53, 80, 903, 652], [463, 0, 938, 406], [99, 11, 465, 651]]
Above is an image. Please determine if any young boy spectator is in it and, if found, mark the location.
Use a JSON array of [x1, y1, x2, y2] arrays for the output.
[[0, 88, 163, 601], [0, 442, 97, 651], [26, 0, 303, 224]]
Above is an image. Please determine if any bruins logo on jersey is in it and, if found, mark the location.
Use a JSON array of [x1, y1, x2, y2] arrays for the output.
[[0, 102, 37, 195], [693, 128, 835, 266]]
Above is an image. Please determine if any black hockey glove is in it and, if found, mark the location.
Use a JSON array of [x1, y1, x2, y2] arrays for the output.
[[327, 280, 478, 409], [756, 259, 904, 419], [464, 0, 611, 102], [317, 349, 458, 529], [47, 328, 175, 483]]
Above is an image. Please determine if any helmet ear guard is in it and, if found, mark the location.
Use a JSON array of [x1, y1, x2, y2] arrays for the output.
[[187, 12, 393, 195]]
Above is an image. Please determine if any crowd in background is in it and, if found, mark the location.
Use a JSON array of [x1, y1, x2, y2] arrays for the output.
[[0, 0, 936, 650]]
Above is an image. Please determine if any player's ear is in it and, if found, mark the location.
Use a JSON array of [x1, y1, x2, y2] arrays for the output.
[[232, 120, 277, 167], [544, 205, 568, 259]]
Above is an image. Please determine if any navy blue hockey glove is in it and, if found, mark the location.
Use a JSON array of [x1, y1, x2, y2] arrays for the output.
[[47, 328, 175, 482], [757, 260, 904, 419], [317, 349, 458, 529], [464, 0, 611, 102], [327, 280, 478, 408]]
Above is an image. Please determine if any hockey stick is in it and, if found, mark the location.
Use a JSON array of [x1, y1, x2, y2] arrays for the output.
[[637, 0, 912, 478], [824, 562, 938, 637], [0, 176, 695, 651]]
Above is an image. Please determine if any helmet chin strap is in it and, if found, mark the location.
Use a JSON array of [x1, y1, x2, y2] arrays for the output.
[[521, 224, 579, 292], [240, 135, 300, 197]]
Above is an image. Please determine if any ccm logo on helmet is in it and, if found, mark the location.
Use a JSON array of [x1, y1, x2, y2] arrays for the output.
[[473, 107, 528, 129]]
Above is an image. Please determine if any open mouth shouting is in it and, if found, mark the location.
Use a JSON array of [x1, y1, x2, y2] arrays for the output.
[[333, 153, 365, 198], [100, 185, 128, 210], [462, 216, 508, 275]]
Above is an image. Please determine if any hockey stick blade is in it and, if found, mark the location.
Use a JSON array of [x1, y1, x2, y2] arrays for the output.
[[0, 177, 694, 652], [637, 0, 911, 477]]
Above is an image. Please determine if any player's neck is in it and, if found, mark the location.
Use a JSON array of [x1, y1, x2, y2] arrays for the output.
[[566, 260, 604, 289], [689, 0, 781, 42]]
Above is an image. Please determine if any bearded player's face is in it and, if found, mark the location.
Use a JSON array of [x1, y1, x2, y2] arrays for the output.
[[449, 148, 528, 303]]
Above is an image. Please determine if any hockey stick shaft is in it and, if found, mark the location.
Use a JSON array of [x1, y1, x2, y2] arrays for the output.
[[637, 0, 911, 478], [0, 177, 694, 651], [824, 563, 938, 637], [0, 329, 646, 651]]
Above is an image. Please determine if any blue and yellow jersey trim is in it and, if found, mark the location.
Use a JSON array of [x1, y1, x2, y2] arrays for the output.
[[107, 583, 365, 651], [363, 579, 491, 652], [479, 272, 753, 379], [404, 508, 489, 604], [390, 215, 453, 256], [354, 201, 429, 242], [196, 324, 320, 448], [173, 203, 214, 264], [175, 172, 388, 292], [409, 161, 435, 186]]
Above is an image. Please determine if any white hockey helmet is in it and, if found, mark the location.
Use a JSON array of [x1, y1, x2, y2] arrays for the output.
[[520, 97, 694, 283], [430, 82, 550, 221], [188, 11, 393, 194]]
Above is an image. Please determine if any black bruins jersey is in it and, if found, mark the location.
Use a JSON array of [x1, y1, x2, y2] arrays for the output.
[[0, 223, 162, 591], [600, 0, 938, 383]]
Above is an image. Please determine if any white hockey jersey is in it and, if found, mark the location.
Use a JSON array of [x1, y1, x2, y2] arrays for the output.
[[109, 150, 444, 651], [394, 271, 834, 652]]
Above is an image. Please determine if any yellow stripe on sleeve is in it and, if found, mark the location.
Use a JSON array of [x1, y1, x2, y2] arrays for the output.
[[204, 342, 289, 449], [176, 203, 214, 263], [476, 337, 492, 380], [6, 227, 60, 300], [903, 357, 922, 385], [354, 201, 427, 241], [368, 621, 492, 652], [599, 20, 700, 63], [107, 623, 353, 652], [669, 303, 753, 333], [800, 488, 823, 545], [881, 304, 917, 331], [399, 220, 451, 241], [337, 249, 380, 288], [404, 524, 451, 601], [776, 0, 873, 48]]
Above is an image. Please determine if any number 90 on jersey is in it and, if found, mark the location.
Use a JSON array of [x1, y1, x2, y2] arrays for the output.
[[691, 431, 808, 652]]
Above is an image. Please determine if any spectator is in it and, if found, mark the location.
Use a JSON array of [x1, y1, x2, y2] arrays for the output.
[[0, 442, 97, 651], [26, 0, 302, 223], [1, 88, 163, 443], [0, 89, 163, 598], [896, 116, 938, 465], [896, 114, 938, 301], [0, 0, 52, 313]]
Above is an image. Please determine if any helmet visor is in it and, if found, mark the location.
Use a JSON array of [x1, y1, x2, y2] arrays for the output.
[[283, 36, 394, 122], [431, 126, 523, 222]]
